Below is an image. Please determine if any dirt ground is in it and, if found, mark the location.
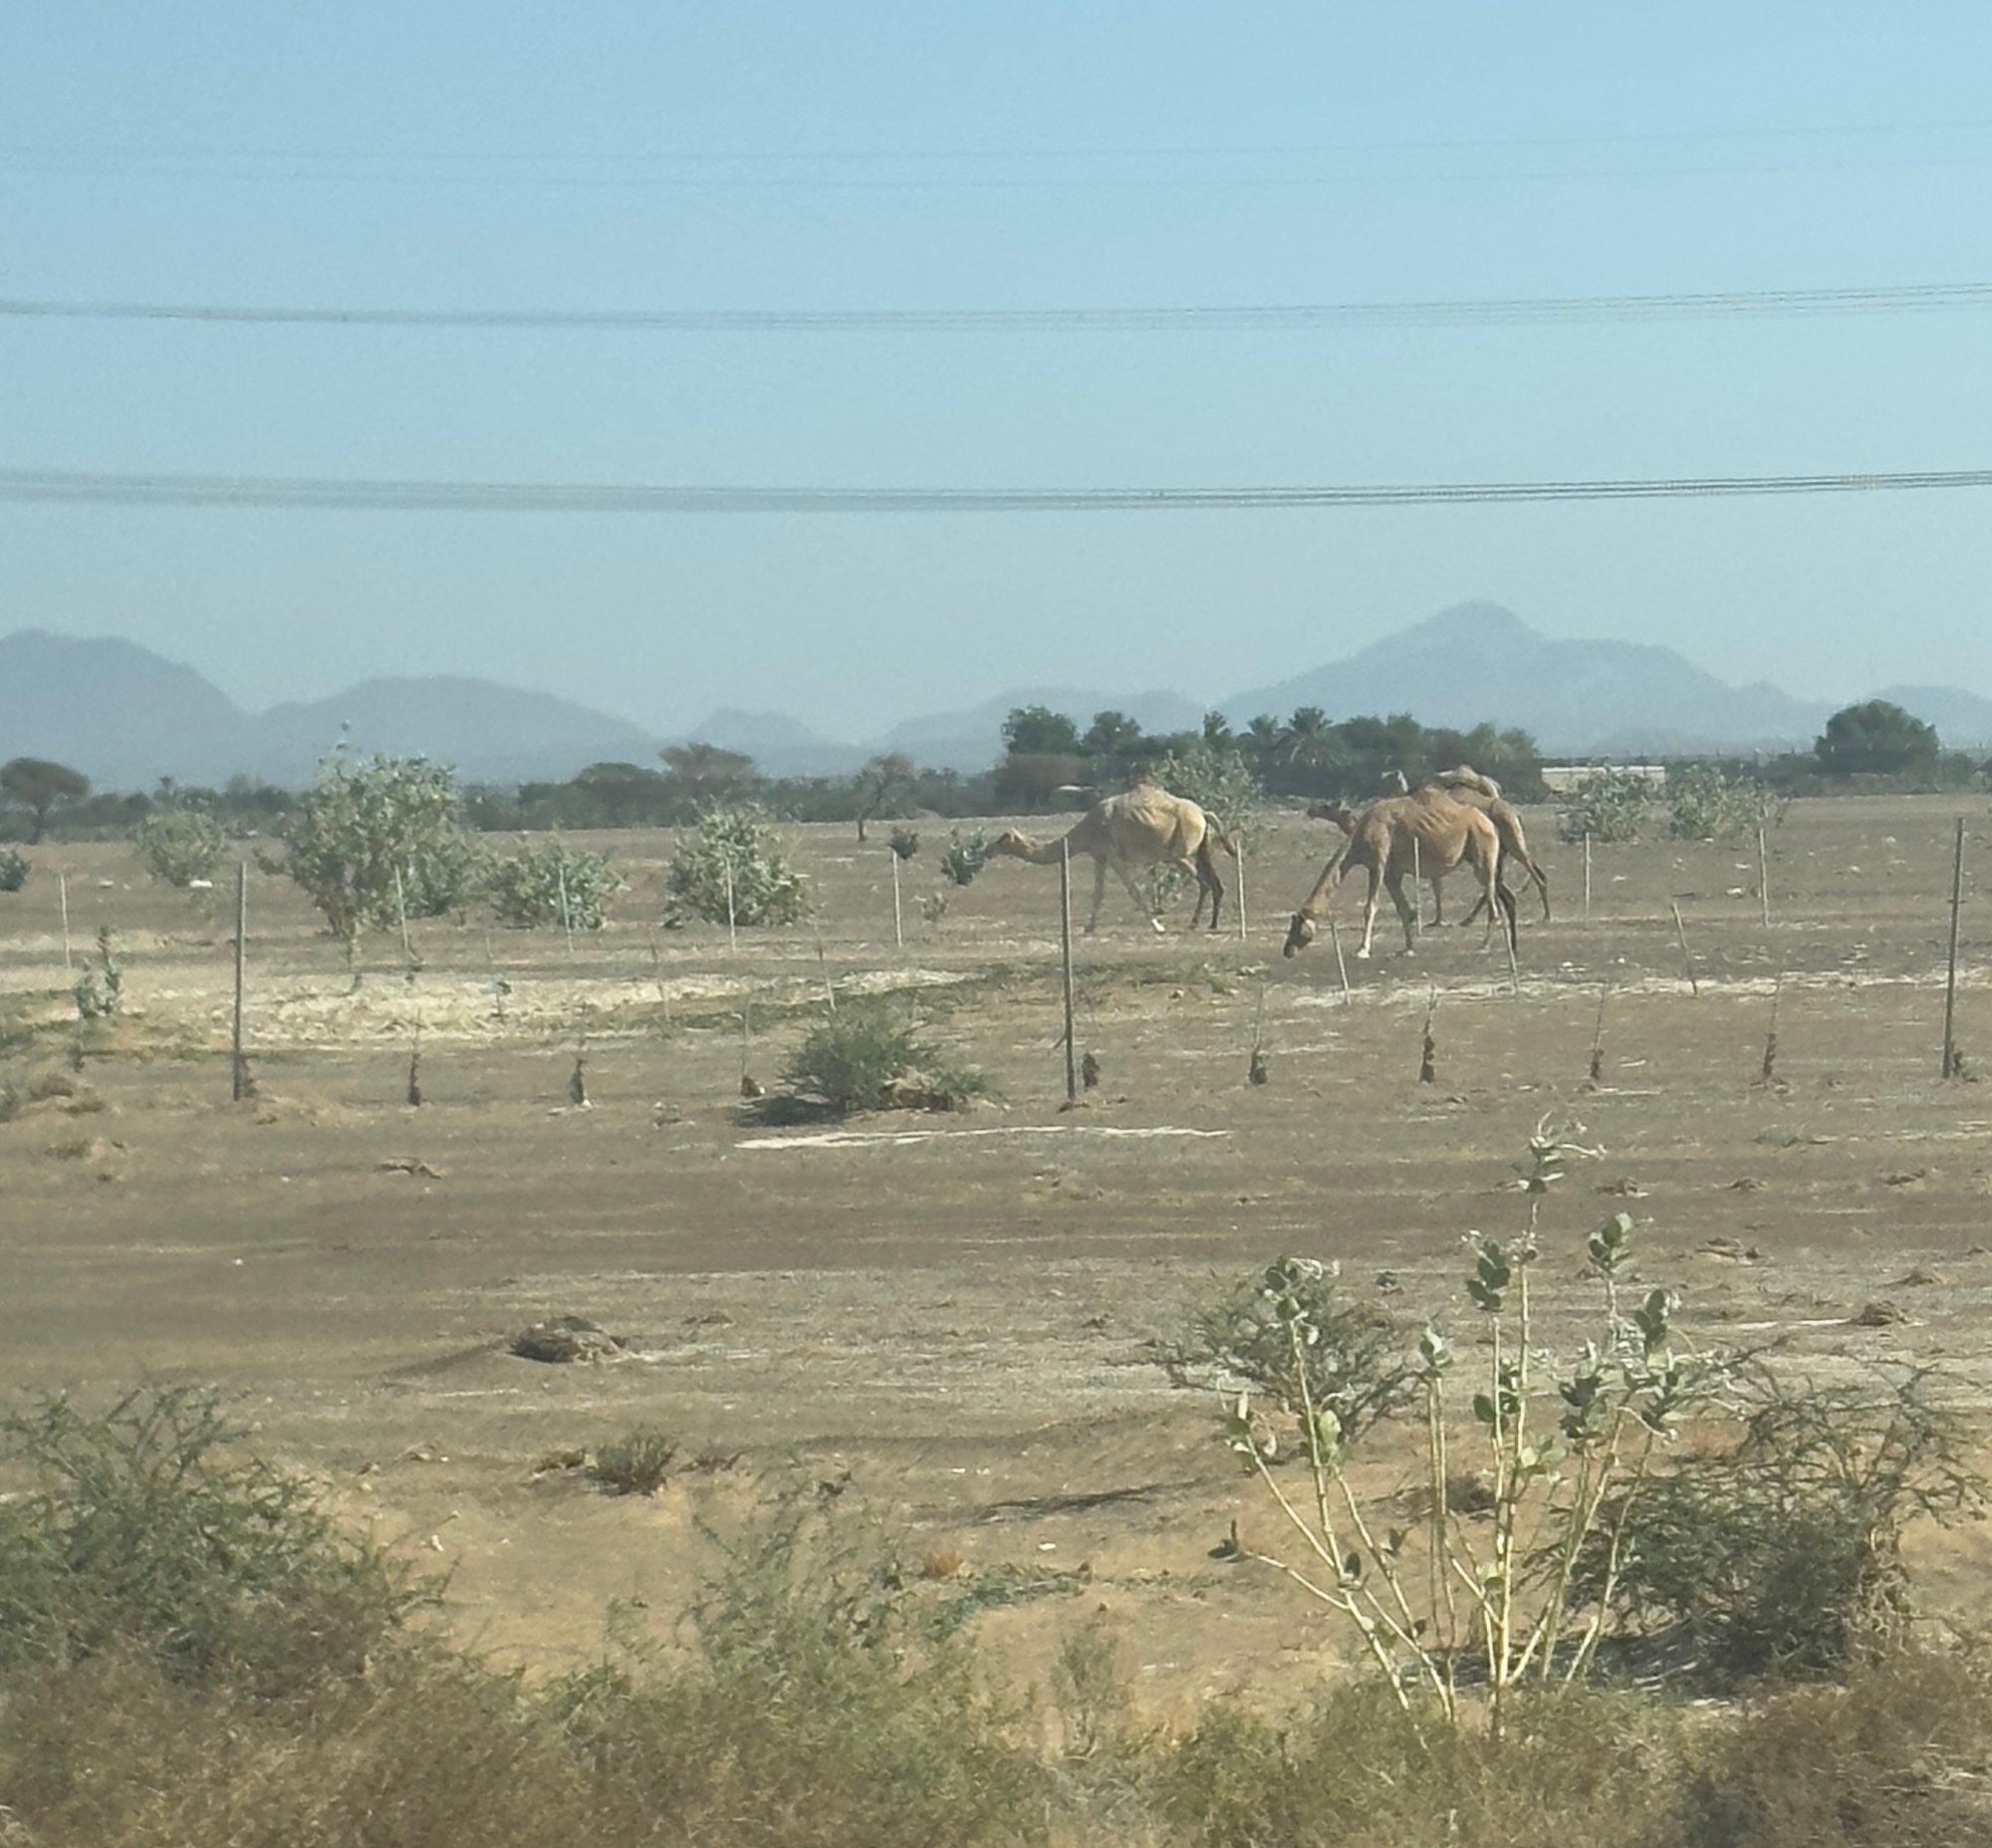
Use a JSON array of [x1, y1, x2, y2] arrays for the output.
[[3, 794, 1990, 1718]]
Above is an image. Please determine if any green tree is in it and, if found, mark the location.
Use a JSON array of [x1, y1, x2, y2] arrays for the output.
[[1081, 709, 1146, 759], [1814, 700, 1941, 778], [274, 754, 487, 952], [659, 741, 759, 798], [0, 757, 91, 844], [1000, 705, 1081, 757], [852, 751, 915, 843], [134, 801, 229, 888]]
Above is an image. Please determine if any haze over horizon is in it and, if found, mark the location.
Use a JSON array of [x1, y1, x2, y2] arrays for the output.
[[5, 6, 1992, 737]]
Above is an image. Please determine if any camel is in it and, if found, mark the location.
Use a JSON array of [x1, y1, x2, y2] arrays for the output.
[[985, 781, 1236, 934], [1285, 785, 1515, 959], [1363, 765, 1552, 924]]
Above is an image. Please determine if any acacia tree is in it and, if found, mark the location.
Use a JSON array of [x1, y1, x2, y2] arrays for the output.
[[1815, 700, 1940, 778], [852, 752, 914, 843], [0, 758, 91, 844]]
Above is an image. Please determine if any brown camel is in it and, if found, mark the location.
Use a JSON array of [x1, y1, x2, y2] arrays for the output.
[[986, 781, 1236, 934], [1286, 786, 1515, 959], [1365, 766, 1552, 924]]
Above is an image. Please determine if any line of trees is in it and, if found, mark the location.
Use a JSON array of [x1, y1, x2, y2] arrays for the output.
[[1, 698, 1984, 846]]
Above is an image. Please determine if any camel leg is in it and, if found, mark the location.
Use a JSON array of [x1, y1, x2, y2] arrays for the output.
[[1191, 846, 1225, 932], [1084, 856, 1109, 933], [1112, 859, 1165, 934], [1384, 872, 1419, 953]]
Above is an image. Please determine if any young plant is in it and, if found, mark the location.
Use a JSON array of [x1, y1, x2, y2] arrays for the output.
[[1219, 1120, 1722, 1738], [134, 803, 228, 889], [0, 848, 28, 893], [937, 830, 990, 887], [888, 826, 921, 862], [664, 806, 808, 928], [73, 925, 123, 1022], [489, 838, 623, 929], [1556, 768, 1654, 844]]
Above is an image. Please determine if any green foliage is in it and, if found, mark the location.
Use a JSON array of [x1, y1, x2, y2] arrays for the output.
[[1664, 763, 1777, 841], [588, 1427, 679, 1496], [887, 825, 920, 861], [488, 838, 622, 930], [762, 1003, 992, 1118], [1557, 767, 1655, 843], [0, 847, 27, 892], [0, 1383, 419, 1694], [133, 803, 228, 889], [938, 828, 991, 886], [664, 806, 808, 927], [1574, 1365, 1987, 1687], [1815, 698, 1940, 777], [72, 925, 122, 1021], [1153, 1260, 1409, 1444], [1001, 704, 1083, 757], [0, 756, 92, 843], [274, 753, 488, 949]]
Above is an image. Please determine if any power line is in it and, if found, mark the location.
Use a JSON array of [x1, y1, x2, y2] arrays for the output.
[[4, 465, 1989, 514], [8, 282, 1992, 334]]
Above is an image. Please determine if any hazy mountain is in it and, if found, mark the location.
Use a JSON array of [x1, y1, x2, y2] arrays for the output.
[[876, 685, 1207, 771], [1221, 602, 1829, 754], [254, 677, 662, 787], [671, 708, 871, 777], [0, 630, 257, 786], [0, 631, 662, 787]]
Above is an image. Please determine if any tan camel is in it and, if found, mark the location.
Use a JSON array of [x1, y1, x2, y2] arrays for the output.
[[1286, 786, 1514, 958], [1367, 766, 1551, 924], [986, 782, 1236, 933]]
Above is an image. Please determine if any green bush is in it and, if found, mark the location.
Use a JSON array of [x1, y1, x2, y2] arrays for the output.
[[72, 925, 122, 1021], [938, 829, 990, 886], [589, 1427, 679, 1496], [761, 1004, 993, 1119], [1572, 1365, 1986, 1687], [134, 804, 228, 889], [489, 839, 622, 929], [1557, 767, 1654, 843], [0, 1383, 420, 1695], [665, 806, 808, 927], [1147, 741, 1265, 844], [887, 825, 920, 861], [1665, 764, 1776, 841], [274, 753, 490, 950], [0, 847, 28, 892]]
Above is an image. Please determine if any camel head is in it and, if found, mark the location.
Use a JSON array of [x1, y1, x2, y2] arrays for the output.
[[1282, 911, 1317, 957], [1306, 799, 1357, 834], [985, 829, 1031, 859], [1378, 768, 1410, 795]]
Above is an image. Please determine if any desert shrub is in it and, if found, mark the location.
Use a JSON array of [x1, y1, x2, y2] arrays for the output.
[[537, 1499, 1048, 1848], [589, 1427, 679, 1496], [1665, 763, 1777, 841], [133, 804, 228, 889], [0, 847, 27, 892], [665, 806, 808, 927], [759, 1003, 993, 1120], [488, 838, 622, 929], [1152, 1260, 1410, 1445], [72, 924, 122, 1021], [0, 1383, 421, 1695], [887, 825, 920, 861], [938, 828, 990, 886], [1557, 767, 1654, 843], [273, 752, 490, 950], [1573, 1364, 1987, 1688]]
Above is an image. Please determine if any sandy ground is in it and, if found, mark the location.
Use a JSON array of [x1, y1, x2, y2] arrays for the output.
[[2, 793, 1989, 1716]]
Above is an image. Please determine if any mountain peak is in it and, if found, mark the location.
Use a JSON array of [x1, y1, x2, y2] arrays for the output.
[[1405, 601, 1537, 647]]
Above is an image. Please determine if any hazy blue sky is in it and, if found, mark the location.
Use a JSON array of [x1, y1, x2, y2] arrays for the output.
[[5, 4, 1992, 739]]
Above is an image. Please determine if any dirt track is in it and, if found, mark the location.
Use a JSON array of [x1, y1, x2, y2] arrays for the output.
[[3, 794, 1989, 1712]]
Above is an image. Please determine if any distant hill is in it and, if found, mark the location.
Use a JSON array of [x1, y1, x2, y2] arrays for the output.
[[1221, 602, 1829, 755], [1868, 684, 1992, 751], [0, 631, 663, 788], [876, 685, 1207, 771], [670, 708, 871, 777]]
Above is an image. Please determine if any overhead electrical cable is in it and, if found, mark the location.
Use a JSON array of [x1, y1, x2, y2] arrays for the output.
[[3, 466, 1989, 514], [7, 282, 1992, 333]]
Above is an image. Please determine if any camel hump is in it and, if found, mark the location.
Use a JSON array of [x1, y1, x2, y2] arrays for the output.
[[1436, 765, 1501, 799]]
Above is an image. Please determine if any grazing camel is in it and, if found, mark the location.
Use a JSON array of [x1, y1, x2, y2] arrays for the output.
[[1365, 766, 1552, 924], [985, 782, 1236, 933], [1286, 786, 1515, 959]]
